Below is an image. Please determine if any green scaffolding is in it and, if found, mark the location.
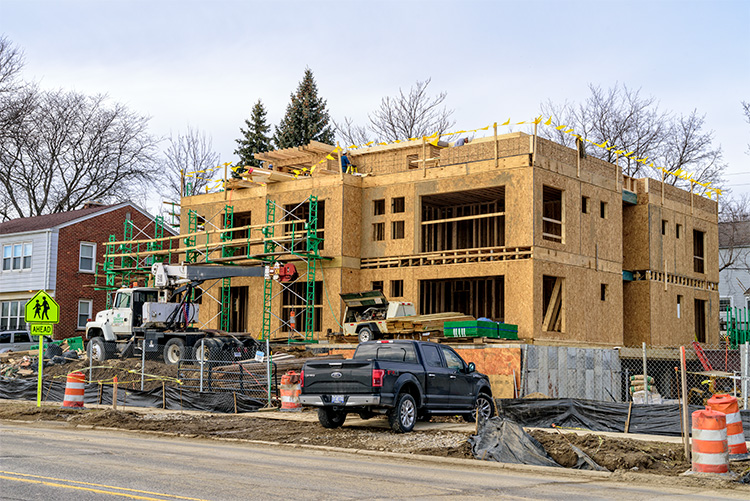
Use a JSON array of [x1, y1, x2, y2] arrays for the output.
[[220, 205, 234, 332]]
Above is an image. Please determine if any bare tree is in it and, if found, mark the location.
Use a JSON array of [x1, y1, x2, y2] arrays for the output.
[[743, 101, 750, 154], [0, 90, 158, 221], [540, 83, 724, 193], [719, 194, 750, 273], [335, 78, 455, 146], [162, 126, 220, 200], [0, 35, 24, 94]]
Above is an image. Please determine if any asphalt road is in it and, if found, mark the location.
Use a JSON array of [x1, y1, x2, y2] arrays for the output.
[[1, 421, 748, 500]]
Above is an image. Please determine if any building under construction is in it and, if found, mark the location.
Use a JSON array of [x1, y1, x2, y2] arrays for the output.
[[137, 131, 718, 347]]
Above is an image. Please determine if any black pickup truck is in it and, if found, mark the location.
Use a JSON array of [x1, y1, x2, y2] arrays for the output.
[[299, 340, 494, 433]]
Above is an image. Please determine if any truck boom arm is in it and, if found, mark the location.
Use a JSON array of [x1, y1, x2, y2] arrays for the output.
[[151, 263, 265, 288]]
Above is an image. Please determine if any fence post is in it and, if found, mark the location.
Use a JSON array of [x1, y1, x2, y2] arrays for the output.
[[199, 338, 204, 393], [266, 337, 271, 407], [141, 339, 146, 391], [642, 342, 649, 405], [89, 343, 93, 382], [743, 341, 749, 410]]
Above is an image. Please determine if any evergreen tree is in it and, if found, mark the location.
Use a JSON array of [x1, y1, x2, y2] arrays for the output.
[[274, 68, 335, 148], [234, 99, 272, 169]]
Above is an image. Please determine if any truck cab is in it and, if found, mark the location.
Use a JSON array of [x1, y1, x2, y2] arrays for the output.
[[341, 290, 417, 342]]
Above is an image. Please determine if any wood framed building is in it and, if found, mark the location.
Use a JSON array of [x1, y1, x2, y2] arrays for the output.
[[180, 132, 719, 347]]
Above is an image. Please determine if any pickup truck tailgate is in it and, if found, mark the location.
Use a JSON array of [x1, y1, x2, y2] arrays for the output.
[[303, 360, 374, 394]]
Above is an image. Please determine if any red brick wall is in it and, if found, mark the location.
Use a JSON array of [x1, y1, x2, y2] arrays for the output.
[[54, 206, 163, 340]]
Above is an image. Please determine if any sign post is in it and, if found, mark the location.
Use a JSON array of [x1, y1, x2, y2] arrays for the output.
[[24, 291, 60, 407]]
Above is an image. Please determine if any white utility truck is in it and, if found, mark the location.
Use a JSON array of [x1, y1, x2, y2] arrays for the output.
[[341, 291, 420, 343], [85, 263, 270, 365]]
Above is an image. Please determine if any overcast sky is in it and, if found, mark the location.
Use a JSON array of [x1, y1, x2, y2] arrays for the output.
[[3, 0, 749, 213]]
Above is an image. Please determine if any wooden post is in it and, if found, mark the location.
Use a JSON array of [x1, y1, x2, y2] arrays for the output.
[[690, 180, 695, 215], [162, 381, 166, 409], [422, 136, 427, 178], [494, 122, 499, 168], [642, 342, 649, 405], [224, 162, 228, 201], [661, 170, 665, 206], [113, 376, 118, 410], [337, 142, 343, 182], [180, 169, 185, 198], [680, 346, 691, 461], [234, 392, 238, 414], [624, 401, 633, 433]]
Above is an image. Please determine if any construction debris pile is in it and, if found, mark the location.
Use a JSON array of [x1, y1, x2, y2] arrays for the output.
[[0, 339, 85, 378]]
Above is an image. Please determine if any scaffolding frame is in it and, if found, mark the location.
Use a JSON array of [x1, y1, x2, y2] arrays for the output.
[[99, 197, 325, 342]]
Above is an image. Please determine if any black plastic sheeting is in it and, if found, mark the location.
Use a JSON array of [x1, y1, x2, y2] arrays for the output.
[[469, 417, 561, 467], [0, 377, 264, 413], [496, 398, 750, 437]]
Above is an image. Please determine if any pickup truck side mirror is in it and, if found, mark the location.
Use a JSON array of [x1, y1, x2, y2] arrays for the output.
[[467, 362, 476, 373]]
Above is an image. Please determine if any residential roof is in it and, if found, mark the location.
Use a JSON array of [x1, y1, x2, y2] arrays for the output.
[[0, 205, 115, 235], [719, 220, 750, 248], [0, 203, 175, 236]]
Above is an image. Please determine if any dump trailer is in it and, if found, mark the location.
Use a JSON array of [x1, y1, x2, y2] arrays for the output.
[[85, 263, 281, 365]]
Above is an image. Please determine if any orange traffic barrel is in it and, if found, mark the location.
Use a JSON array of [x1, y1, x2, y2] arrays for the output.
[[691, 408, 728, 473], [707, 394, 748, 457], [62, 371, 86, 409], [280, 371, 301, 411]]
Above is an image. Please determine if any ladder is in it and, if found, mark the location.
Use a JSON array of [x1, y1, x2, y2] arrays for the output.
[[692, 341, 712, 371]]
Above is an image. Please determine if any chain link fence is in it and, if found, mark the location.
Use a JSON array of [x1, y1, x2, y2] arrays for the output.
[[520, 342, 750, 409]]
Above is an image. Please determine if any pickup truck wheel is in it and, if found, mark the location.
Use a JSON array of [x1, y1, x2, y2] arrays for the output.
[[389, 393, 416, 433], [163, 338, 186, 365], [318, 408, 347, 429], [465, 393, 495, 423], [358, 327, 375, 343], [87, 338, 109, 362]]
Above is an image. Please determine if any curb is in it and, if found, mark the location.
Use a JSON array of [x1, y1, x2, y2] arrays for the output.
[[1, 417, 611, 480]]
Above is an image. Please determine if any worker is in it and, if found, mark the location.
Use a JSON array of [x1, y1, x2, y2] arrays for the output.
[[454, 137, 469, 147], [341, 151, 353, 173]]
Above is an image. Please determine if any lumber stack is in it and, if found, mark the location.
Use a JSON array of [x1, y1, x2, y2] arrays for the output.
[[386, 312, 474, 333]]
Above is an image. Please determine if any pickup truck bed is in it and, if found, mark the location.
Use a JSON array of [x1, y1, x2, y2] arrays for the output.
[[299, 340, 494, 432]]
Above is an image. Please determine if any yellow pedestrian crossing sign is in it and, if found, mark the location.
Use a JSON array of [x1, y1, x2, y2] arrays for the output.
[[25, 290, 60, 324]]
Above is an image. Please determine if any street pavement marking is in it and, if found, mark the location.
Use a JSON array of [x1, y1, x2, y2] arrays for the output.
[[0, 471, 210, 501]]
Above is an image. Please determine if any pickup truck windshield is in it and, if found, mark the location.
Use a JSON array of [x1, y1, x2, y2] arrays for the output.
[[354, 344, 417, 363]]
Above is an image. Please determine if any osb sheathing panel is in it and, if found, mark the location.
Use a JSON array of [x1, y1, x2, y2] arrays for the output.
[[455, 346, 521, 398], [623, 281, 651, 346], [533, 169, 621, 264], [647, 282, 719, 346], [622, 203, 651, 270], [533, 260, 623, 345], [341, 184, 361, 257]]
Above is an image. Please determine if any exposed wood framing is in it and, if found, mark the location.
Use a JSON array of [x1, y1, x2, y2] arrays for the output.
[[542, 278, 562, 331]]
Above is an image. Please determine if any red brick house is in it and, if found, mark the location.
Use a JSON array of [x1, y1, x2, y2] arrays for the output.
[[0, 203, 175, 340]]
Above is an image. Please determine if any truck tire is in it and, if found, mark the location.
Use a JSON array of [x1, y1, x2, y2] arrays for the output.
[[88, 338, 109, 362], [163, 338, 186, 365], [358, 327, 375, 343], [317, 408, 346, 429], [388, 393, 416, 433], [464, 392, 495, 423], [193, 338, 220, 363]]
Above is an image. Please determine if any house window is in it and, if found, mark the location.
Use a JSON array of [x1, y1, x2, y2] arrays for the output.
[[600, 283, 608, 301], [542, 186, 563, 243], [391, 280, 404, 298], [373, 222, 385, 241], [720, 297, 733, 330], [77, 300, 92, 330], [373, 199, 385, 216], [600, 201, 608, 219], [392, 221, 405, 240], [662, 220, 667, 236], [676, 224, 682, 239], [372, 281, 384, 292], [2, 242, 32, 271], [79, 242, 96, 273], [693, 229, 705, 273], [392, 197, 405, 213], [677, 295, 682, 319], [0, 300, 27, 330], [582, 196, 589, 214]]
